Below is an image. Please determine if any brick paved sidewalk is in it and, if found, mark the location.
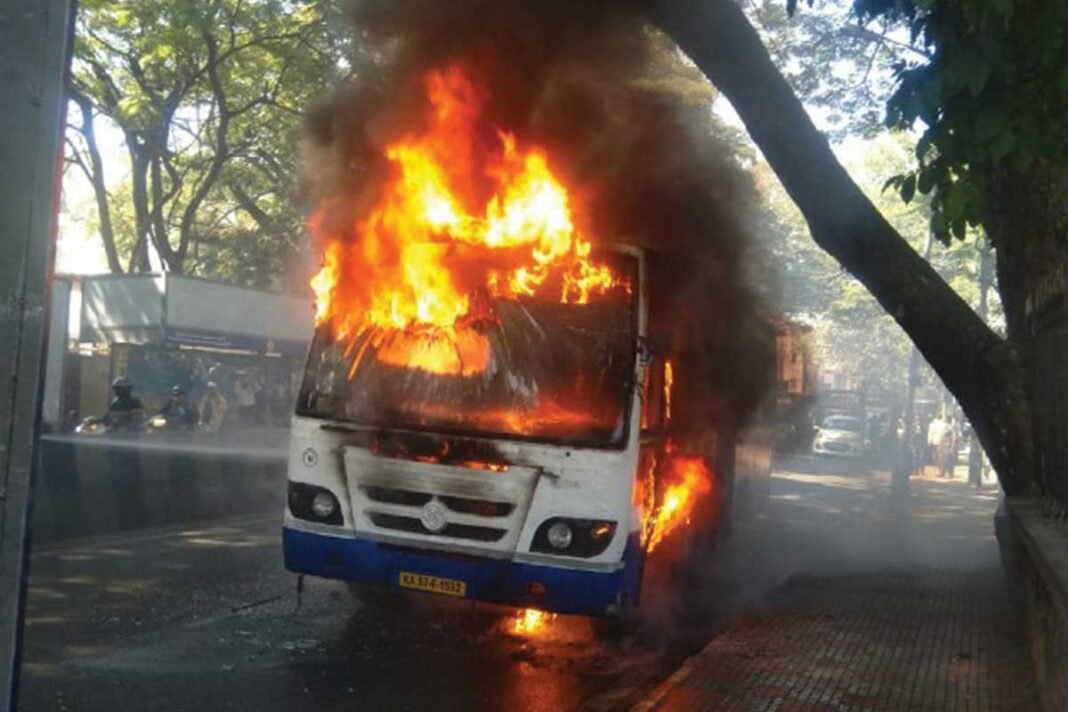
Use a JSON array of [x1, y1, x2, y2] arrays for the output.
[[636, 457, 1040, 712]]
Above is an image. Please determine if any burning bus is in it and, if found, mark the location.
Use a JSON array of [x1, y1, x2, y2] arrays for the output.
[[282, 63, 774, 627]]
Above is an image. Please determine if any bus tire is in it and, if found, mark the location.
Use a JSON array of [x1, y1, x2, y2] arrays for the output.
[[590, 613, 636, 642]]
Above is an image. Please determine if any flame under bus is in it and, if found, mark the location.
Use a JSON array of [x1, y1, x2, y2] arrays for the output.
[[283, 247, 652, 616]]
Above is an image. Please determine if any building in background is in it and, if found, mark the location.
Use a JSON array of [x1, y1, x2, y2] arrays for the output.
[[43, 273, 313, 430], [773, 321, 819, 452]]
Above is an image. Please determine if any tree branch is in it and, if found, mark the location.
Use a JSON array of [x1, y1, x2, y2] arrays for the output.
[[176, 28, 232, 265], [229, 182, 275, 234], [64, 136, 93, 182], [68, 85, 124, 273], [857, 23, 886, 88], [841, 24, 932, 60], [645, 0, 1032, 493]]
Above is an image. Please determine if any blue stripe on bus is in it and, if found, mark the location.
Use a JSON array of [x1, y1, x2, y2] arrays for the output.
[[283, 526, 643, 617]]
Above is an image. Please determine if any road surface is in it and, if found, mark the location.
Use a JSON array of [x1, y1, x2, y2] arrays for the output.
[[19, 454, 900, 711], [21, 516, 681, 710]]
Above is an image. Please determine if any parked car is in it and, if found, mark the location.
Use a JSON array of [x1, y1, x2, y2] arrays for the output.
[[812, 415, 869, 457]]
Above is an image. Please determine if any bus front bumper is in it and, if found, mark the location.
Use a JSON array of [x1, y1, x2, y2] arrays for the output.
[[282, 526, 642, 617]]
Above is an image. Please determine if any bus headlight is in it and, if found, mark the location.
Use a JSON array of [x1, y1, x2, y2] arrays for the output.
[[288, 481, 343, 526], [311, 492, 337, 519], [547, 521, 573, 550], [532, 518, 616, 558]]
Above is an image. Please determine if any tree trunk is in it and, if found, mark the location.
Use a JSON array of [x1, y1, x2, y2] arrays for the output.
[[986, 163, 1068, 339], [149, 144, 180, 273], [127, 131, 180, 273], [644, 0, 1035, 494], [68, 90, 122, 273], [125, 139, 153, 272], [986, 163, 1068, 503]]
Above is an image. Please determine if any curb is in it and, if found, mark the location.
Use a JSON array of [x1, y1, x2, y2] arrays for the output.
[[629, 648, 703, 712]]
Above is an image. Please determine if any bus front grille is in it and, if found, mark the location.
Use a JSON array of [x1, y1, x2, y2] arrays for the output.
[[368, 512, 507, 542], [363, 486, 433, 508], [362, 486, 515, 518], [343, 447, 540, 554], [440, 495, 514, 518]]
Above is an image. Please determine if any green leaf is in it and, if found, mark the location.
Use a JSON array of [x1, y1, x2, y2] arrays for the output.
[[974, 110, 1005, 142], [990, 131, 1015, 162], [915, 134, 933, 163], [917, 168, 935, 195], [967, 59, 990, 96], [945, 184, 966, 223], [900, 174, 917, 203], [989, 0, 1015, 18]]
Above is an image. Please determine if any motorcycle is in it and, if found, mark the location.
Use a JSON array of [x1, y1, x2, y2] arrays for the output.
[[75, 412, 191, 436], [74, 415, 110, 436]]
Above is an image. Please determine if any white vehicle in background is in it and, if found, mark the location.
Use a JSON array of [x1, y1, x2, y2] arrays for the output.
[[812, 415, 869, 458]]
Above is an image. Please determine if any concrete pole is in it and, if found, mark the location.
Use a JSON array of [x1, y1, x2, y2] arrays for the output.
[[0, 0, 74, 708]]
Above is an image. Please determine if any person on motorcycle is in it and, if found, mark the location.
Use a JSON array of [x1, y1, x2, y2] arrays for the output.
[[160, 385, 198, 430], [104, 376, 144, 432]]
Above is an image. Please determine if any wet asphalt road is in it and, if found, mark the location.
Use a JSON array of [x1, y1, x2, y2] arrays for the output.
[[19, 513, 676, 712], [19, 454, 884, 711]]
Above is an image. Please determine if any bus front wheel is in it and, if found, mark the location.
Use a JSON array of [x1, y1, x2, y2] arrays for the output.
[[590, 612, 637, 641]]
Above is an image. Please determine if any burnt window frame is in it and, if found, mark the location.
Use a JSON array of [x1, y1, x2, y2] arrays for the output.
[[295, 251, 641, 451]]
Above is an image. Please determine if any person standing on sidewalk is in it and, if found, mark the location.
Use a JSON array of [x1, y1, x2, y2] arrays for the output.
[[927, 415, 947, 475], [938, 416, 958, 478]]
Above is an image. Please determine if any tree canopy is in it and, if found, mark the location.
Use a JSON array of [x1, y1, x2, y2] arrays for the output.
[[66, 0, 349, 286], [854, 0, 1068, 243], [646, 0, 1040, 495], [62, 0, 1068, 501]]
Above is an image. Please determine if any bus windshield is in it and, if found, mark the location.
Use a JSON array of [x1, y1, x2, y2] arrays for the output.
[[297, 257, 638, 448]]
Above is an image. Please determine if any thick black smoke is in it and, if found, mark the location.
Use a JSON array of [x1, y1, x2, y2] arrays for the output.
[[301, 0, 775, 434]]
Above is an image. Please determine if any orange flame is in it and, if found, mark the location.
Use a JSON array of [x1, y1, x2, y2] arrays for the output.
[[663, 360, 674, 422], [637, 360, 714, 551], [513, 608, 557, 635], [641, 449, 714, 553], [309, 64, 627, 376]]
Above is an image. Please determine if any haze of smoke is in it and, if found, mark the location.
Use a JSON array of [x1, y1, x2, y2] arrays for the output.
[[300, 0, 776, 431]]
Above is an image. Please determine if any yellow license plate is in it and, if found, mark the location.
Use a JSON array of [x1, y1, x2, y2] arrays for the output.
[[398, 571, 467, 597]]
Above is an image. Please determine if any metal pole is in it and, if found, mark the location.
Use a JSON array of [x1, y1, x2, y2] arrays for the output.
[[0, 1, 74, 708], [968, 237, 994, 487]]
